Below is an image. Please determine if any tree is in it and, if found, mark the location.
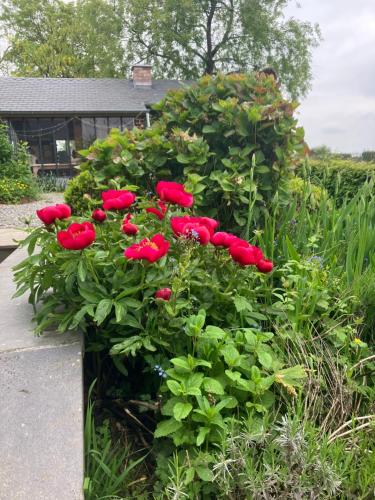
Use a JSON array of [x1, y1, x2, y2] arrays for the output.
[[125, 0, 320, 98], [0, 0, 126, 77]]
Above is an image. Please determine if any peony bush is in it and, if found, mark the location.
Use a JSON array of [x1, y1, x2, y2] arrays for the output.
[[15, 180, 305, 461]]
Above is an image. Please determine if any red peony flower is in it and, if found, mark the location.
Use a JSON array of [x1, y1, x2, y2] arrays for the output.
[[124, 234, 170, 263], [92, 209, 107, 222], [229, 240, 264, 266], [102, 190, 136, 210], [57, 222, 95, 250], [155, 288, 172, 301], [36, 203, 71, 225], [146, 200, 167, 220], [171, 216, 219, 245], [256, 259, 274, 273], [211, 231, 241, 248], [122, 222, 139, 235], [156, 181, 194, 208]]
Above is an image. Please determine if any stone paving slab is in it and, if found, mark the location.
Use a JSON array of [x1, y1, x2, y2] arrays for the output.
[[0, 248, 84, 499], [0, 344, 83, 500], [0, 228, 27, 248]]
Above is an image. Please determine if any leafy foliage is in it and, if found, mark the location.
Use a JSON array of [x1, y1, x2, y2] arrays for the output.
[[0, 0, 125, 77], [125, 0, 321, 98], [74, 73, 306, 233], [64, 170, 99, 214], [307, 157, 375, 202], [0, 123, 38, 203], [15, 184, 307, 458]]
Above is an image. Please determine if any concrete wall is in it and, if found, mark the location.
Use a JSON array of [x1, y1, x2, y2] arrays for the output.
[[0, 249, 84, 500]]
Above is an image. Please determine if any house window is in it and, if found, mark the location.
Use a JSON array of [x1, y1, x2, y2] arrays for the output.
[[108, 117, 121, 130], [81, 117, 96, 147], [95, 117, 109, 139], [121, 117, 135, 130]]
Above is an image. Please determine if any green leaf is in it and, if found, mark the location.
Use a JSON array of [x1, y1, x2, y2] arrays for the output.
[[203, 377, 225, 395], [77, 260, 87, 282], [78, 285, 103, 303], [120, 315, 143, 329], [176, 153, 191, 164], [202, 125, 216, 134], [196, 427, 210, 446], [167, 380, 182, 396], [234, 296, 251, 312], [221, 345, 241, 367], [204, 325, 226, 340], [195, 465, 213, 482], [110, 336, 142, 356], [170, 357, 191, 372], [123, 297, 142, 309], [184, 467, 195, 485], [114, 302, 127, 323], [69, 304, 94, 329], [94, 299, 113, 325], [154, 418, 183, 438], [112, 356, 128, 376], [257, 351, 273, 370], [173, 402, 193, 421], [185, 373, 204, 396]]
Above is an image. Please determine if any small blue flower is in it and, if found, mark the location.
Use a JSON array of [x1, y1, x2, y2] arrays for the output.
[[190, 229, 200, 240], [154, 365, 167, 378]]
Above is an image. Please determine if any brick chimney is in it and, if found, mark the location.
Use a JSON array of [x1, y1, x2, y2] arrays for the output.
[[132, 64, 152, 87]]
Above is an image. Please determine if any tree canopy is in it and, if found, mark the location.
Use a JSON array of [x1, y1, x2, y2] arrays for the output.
[[0, 0, 126, 77], [125, 0, 321, 98], [0, 0, 320, 97]]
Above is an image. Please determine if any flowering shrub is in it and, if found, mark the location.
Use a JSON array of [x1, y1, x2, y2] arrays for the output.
[[15, 180, 306, 472], [67, 73, 305, 232], [0, 178, 35, 204], [0, 123, 38, 203]]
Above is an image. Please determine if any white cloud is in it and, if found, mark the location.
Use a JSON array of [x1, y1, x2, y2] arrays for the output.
[[287, 0, 375, 153]]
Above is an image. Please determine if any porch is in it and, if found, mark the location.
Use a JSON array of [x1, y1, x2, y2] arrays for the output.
[[5, 115, 142, 177]]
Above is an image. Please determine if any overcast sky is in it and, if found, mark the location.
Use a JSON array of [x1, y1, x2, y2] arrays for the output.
[[286, 0, 375, 154]]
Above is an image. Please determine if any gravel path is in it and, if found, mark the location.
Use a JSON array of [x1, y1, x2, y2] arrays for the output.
[[0, 193, 65, 228]]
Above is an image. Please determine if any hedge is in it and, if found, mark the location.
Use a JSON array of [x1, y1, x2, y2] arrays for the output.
[[306, 157, 375, 201]]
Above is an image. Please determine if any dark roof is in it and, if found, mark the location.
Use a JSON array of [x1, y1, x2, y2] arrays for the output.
[[0, 77, 191, 115]]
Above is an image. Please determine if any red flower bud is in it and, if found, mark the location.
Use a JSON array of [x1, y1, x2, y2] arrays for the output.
[[92, 209, 107, 222], [57, 221, 95, 250], [256, 259, 274, 273], [36, 203, 71, 225], [122, 222, 138, 235], [146, 200, 167, 220], [155, 288, 172, 301], [156, 181, 194, 208]]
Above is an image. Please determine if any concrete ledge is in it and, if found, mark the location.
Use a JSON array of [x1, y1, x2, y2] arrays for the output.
[[0, 248, 84, 500]]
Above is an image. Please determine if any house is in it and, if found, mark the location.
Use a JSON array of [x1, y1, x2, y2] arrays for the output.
[[0, 65, 189, 175]]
